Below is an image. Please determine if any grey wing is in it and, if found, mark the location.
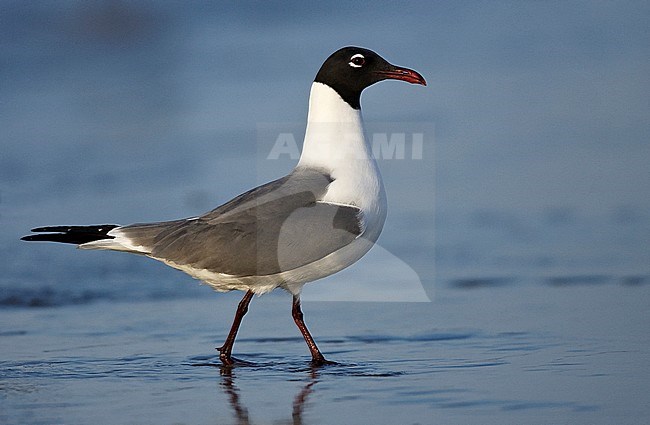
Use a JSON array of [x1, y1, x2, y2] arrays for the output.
[[117, 169, 363, 276]]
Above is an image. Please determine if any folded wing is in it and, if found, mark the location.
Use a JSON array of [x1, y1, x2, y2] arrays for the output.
[[113, 169, 363, 277]]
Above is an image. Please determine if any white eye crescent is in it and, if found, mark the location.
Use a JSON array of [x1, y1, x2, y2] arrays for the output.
[[348, 54, 365, 68]]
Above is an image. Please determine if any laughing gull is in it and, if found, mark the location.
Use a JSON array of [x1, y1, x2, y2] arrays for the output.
[[22, 46, 426, 366]]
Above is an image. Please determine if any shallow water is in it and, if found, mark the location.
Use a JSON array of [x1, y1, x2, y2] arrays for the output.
[[2, 281, 649, 425]]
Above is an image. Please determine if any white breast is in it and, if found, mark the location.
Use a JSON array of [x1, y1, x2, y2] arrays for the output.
[[298, 82, 387, 235]]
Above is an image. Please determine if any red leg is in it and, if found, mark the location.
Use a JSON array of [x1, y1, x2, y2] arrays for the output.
[[218, 290, 254, 366], [291, 295, 334, 365]]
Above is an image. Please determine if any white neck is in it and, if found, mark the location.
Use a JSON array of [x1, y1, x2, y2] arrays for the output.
[[296, 82, 385, 221], [297, 82, 371, 172]]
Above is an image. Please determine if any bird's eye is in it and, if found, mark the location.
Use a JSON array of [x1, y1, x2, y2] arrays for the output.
[[349, 54, 365, 68]]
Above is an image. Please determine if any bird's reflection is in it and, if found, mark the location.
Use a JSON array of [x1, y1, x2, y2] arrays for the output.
[[220, 368, 250, 424], [219, 365, 319, 425]]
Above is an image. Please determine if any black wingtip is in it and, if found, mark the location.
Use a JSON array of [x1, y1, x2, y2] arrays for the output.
[[31, 226, 60, 232], [21, 234, 64, 242], [29, 225, 119, 233], [21, 224, 119, 245]]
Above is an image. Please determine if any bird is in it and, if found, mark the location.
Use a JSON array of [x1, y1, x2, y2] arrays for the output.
[[22, 46, 426, 366]]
